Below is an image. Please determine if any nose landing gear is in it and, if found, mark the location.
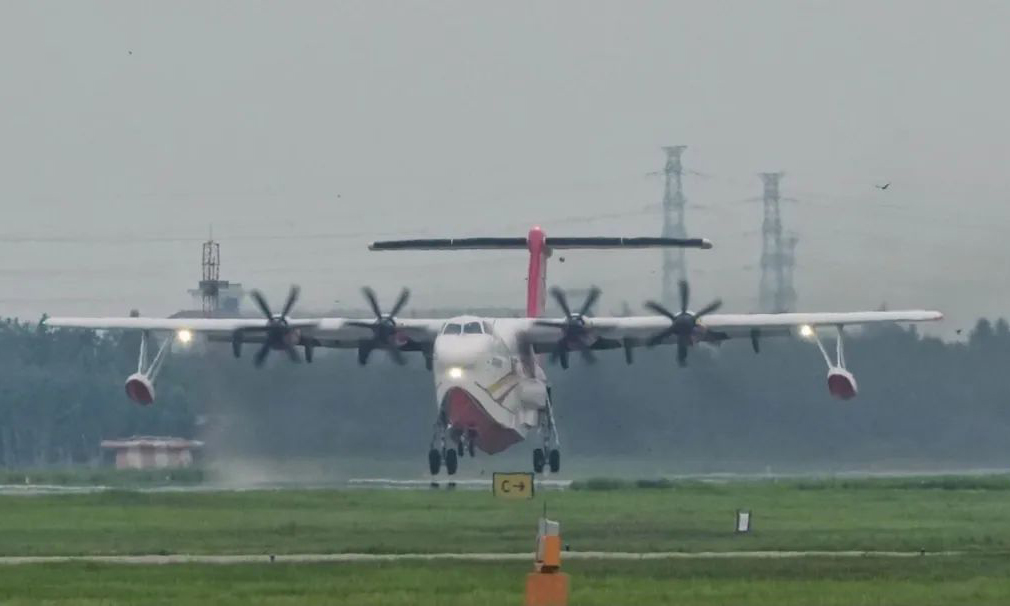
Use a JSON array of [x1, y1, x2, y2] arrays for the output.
[[429, 416, 478, 477], [444, 448, 458, 475], [428, 448, 442, 475]]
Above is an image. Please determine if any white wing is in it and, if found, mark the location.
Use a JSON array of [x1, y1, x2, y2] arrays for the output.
[[693, 311, 942, 338], [43, 316, 445, 348], [43, 317, 280, 334], [45, 309, 941, 351], [516, 310, 942, 349]]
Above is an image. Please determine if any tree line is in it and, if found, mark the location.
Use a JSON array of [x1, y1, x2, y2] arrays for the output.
[[1, 317, 1009, 469]]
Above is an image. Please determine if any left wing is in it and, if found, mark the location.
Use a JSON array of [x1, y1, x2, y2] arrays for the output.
[[516, 309, 943, 351], [589, 310, 943, 342]]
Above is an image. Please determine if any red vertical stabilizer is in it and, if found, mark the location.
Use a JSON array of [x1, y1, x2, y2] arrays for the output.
[[526, 226, 549, 318]]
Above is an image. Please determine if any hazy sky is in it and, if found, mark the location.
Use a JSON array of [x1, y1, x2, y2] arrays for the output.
[[1, 1, 1007, 337]]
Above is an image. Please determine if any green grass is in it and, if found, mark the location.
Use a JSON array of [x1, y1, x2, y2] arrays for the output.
[[2, 557, 1010, 605], [3, 477, 1010, 556], [5, 478, 1010, 604], [0, 467, 205, 487]]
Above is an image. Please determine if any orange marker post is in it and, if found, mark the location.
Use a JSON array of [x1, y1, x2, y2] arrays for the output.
[[525, 517, 569, 606]]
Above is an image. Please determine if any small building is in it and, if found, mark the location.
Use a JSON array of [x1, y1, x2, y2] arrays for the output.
[[100, 436, 203, 470]]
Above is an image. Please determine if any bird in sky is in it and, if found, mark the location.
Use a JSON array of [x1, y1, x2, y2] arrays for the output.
[[875, 182, 891, 190]]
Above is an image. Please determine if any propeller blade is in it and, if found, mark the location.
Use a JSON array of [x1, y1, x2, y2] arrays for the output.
[[578, 346, 597, 364], [361, 287, 382, 318], [549, 287, 572, 317], [557, 347, 569, 370], [389, 288, 411, 318], [622, 338, 634, 365], [250, 290, 273, 319], [253, 342, 271, 368], [750, 328, 760, 354], [579, 286, 601, 317], [304, 343, 314, 363], [357, 343, 373, 366], [679, 280, 690, 314], [644, 301, 677, 321], [284, 343, 302, 363], [647, 327, 677, 347], [281, 285, 300, 318], [231, 331, 243, 358], [696, 299, 723, 317], [677, 338, 689, 367]]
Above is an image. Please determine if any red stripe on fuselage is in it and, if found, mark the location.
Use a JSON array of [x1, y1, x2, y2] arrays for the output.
[[443, 387, 522, 455]]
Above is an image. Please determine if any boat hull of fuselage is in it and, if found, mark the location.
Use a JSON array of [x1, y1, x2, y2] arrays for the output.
[[442, 386, 524, 454]]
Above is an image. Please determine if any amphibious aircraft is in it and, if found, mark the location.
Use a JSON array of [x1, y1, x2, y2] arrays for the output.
[[45, 227, 942, 476]]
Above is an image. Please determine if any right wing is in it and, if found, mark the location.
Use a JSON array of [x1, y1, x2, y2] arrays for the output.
[[44, 317, 287, 334], [42, 316, 445, 349]]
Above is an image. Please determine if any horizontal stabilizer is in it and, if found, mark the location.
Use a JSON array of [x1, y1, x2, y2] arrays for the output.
[[369, 237, 526, 251], [547, 236, 712, 250], [370, 236, 713, 251]]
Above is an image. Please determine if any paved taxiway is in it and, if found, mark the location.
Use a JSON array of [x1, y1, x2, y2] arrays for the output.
[[0, 550, 958, 565]]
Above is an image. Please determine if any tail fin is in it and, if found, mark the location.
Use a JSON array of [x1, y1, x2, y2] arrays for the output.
[[526, 227, 549, 317], [369, 229, 712, 318]]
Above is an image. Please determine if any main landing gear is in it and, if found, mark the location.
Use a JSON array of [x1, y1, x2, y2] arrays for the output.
[[534, 395, 561, 474]]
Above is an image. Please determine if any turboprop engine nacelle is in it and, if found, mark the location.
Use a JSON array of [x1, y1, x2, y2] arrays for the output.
[[827, 367, 857, 400], [125, 373, 156, 406]]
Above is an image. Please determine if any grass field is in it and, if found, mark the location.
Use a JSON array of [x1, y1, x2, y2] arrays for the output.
[[3, 476, 1010, 555], [2, 557, 1010, 605], [4, 476, 1010, 604]]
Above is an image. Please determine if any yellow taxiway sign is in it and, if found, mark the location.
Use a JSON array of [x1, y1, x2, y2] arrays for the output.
[[493, 472, 535, 499]]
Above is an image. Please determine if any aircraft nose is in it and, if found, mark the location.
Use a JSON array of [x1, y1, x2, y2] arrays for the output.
[[434, 335, 493, 368]]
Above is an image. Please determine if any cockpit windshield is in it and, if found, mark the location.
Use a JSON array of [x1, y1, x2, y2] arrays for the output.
[[443, 323, 462, 335], [463, 321, 483, 334]]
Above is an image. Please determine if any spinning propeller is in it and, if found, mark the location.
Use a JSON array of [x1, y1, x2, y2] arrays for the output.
[[346, 287, 411, 365], [535, 286, 601, 369], [644, 280, 721, 367], [232, 285, 308, 368]]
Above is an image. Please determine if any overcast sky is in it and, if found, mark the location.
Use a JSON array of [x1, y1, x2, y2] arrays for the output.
[[1, 1, 1007, 337]]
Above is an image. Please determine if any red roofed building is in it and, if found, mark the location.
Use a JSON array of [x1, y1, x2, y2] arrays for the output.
[[100, 436, 203, 470]]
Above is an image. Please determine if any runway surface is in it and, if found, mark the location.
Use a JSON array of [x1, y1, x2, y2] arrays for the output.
[[0, 550, 958, 565], [0, 477, 573, 496]]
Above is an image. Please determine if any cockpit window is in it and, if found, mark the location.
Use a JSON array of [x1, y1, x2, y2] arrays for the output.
[[443, 323, 462, 335], [482, 321, 494, 335], [463, 321, 483, 334]]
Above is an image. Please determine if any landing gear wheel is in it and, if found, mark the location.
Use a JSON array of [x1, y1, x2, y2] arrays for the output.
[[428, 449, 442, 475], [445, 448, 458, 475], [533, 448, 546, 474], [548, 449, 560, 473]]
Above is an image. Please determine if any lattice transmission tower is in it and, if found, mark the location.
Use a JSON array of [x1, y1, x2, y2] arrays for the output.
[[660, 146, 688, 307], [757, 172, 797, 312]]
